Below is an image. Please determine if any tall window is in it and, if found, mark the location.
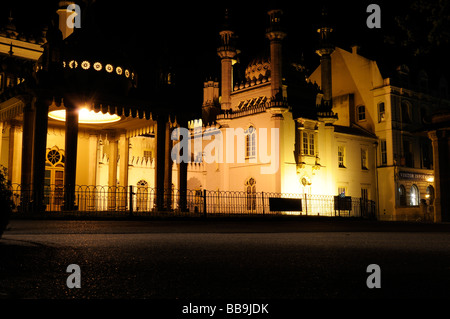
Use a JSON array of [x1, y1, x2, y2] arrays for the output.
[[303, 131, 308, 155], [361, 188, 369, 201], [338, 146, 346, 168], [361, 148, 368, 170], [401, 101, 411, 123], [245, 126, 256, 159], [398, 184, 406, 206], [301, 131, 315, 156], [380, 139, 387, 165], [309, 133, 315, 156], [378, 102, 385, 122], [403, 140, 413, 167], [357, 105, 366, 121], [245, 178, 256, 211]]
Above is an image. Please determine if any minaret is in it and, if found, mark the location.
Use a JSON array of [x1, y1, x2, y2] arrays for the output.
[[266, 9, 287, 102], [315, 8, 335, 109], [217, 9, 237, 111]]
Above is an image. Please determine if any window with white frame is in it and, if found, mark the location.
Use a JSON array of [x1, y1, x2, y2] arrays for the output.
[[302, 131, 315, 156], [380, 139, 387, 165], [245, 126, 256, 159]]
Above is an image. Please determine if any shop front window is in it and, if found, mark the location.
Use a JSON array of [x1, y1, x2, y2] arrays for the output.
[[409, 184, 419, 206]]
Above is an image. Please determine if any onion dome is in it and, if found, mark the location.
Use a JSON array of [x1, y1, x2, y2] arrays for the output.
[[244, 53, 270, 84]]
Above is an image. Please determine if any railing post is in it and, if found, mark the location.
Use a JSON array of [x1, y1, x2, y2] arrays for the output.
[[203, 189, 207, 218], [261, 191, 265, 216]]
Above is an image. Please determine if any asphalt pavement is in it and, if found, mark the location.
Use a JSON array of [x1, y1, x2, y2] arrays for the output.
[[1, 218, 450, 314]]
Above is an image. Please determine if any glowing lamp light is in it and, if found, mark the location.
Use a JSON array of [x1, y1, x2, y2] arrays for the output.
[[48, 108, 121, 124]]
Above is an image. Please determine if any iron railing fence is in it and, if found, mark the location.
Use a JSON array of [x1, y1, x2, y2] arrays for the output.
[[9, 184, 376, 219]]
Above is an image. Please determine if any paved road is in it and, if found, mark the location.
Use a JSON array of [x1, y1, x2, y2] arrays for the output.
[[1, 219, 450, 306]]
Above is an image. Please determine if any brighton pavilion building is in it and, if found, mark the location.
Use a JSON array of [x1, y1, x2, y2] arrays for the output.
[[0, 2, 449, 221]]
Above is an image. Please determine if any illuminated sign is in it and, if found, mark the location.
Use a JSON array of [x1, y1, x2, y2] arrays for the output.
[[398, 171, 434, 182]]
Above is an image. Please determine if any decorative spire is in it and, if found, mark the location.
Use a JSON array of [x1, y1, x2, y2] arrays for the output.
[[315, 6, 337, 117], [217, 8, 237, 112], [217, 9, 236, 57], [316, 6, 334, 56], [266, 9, 286, 40]]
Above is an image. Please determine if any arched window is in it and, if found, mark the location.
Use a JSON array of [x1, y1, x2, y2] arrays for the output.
[[409, 184, 419, 206], [401, 101, 411, 123], [45, 147, 65, 209], [136, 180, 148, 211], [245, 126, 256, 159], [245, 178, 256, 211], [398, 184, 406, 206]]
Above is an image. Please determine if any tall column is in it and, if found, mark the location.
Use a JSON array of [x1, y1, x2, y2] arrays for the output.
[[315, 9, 335, 109], [87, 134, 98, 210], [266, 9, 287, 100], [21, 103, 35, 209], [164, 121, 173, 210], [32, 98, 49, 212], [63, 104, 79, 210], [88, 134, 98, 186], [428, 129, 450, 222], [319, 54, 333, 103], [8, 121, 22, 185], [107, 132, 118, 210], [155, 116, 166, 211], [118, 133, 129, 210]]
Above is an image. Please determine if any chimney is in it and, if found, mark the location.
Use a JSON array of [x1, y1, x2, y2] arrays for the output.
[[351, 45, 360, 55]]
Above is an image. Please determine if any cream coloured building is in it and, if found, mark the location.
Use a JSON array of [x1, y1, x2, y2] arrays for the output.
[[309, 46, 450, 221]]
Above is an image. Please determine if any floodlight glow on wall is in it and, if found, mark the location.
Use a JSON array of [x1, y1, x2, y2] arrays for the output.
[[48, 108, 121, 124]]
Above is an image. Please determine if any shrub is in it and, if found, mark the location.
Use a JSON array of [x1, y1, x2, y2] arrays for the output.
[[0, 165, 13, 239]]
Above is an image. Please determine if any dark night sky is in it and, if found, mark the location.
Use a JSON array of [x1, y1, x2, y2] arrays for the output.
[[1, 0, 449, 108]]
